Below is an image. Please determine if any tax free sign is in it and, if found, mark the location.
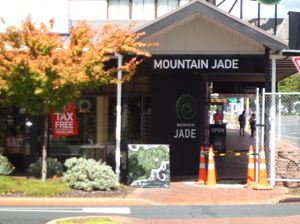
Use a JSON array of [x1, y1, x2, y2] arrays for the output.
[[50, 103, 78, 138]]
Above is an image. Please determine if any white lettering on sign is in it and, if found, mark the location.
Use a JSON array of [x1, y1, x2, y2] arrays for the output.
[[174, 128, 196, 139], [210, 128, 225, 133], [154, 59, 209, 69], [154, 59, 239, 70], [53, 112, 73, 121], [211, 59, 239, 69], [54, 112, 74, 129]]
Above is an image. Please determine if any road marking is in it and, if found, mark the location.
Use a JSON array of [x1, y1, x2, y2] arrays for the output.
[[82, 207, 131, 214], [0, 207, 131, 214]]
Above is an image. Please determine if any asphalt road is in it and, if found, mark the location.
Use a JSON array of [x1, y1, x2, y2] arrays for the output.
[[279, 115, 300, 147], [1, 204, 300, 224]]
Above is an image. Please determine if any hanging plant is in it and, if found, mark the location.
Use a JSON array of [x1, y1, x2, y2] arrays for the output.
[[257, 0, 281, 5]]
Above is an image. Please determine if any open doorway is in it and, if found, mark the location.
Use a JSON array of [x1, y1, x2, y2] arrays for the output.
[[207, 90, 258, 183]]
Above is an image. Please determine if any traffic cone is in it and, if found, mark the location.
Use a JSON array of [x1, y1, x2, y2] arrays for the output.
[[245, 145, 256, 187], [253, 147, 272, 190], [195, 146, 206, 185], [206, 146, 216, 186]]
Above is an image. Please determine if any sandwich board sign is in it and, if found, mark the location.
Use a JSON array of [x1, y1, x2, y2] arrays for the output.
[[293, 57, 300, 72]]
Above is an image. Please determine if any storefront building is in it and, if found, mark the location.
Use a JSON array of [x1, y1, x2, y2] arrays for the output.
[[0, 0, 298, 177]]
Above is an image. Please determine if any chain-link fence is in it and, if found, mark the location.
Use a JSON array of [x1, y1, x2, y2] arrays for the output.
[[263, 92, 300, 186]]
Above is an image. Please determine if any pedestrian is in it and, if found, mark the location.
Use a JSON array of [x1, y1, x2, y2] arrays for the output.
[[249, 113, 256, 137], [238, 111, 246, 136], [213, 109, 222, 124]]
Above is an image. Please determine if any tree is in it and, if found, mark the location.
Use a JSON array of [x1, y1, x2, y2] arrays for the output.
[[278, 73, 300, 92], [0, 17, 155, 181]]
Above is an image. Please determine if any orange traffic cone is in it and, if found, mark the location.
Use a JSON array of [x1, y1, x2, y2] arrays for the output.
[[196, 146, 206, 185], [245, 145, 256, 187], [206, 146, 216, 186], [253, 147, 272, 190]]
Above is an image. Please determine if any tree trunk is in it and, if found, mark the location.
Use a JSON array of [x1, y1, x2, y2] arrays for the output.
[[41, 114, 49, 181]]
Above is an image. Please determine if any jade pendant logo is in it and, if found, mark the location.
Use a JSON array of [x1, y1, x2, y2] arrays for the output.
[[176, 94, 196, 120]]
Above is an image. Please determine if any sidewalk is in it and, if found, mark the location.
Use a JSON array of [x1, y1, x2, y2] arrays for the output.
[[0, 180, 296, 206], [2, 180, 300, 224]]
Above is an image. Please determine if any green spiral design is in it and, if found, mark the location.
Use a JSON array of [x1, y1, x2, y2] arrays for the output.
[[176, 94, 196, 120]]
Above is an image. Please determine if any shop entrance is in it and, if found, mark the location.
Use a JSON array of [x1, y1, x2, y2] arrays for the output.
[[137, 54, 265, 178], [208, 89, 258, 182]]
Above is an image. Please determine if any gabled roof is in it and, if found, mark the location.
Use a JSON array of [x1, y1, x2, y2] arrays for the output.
[[135, 0, 288, 51]]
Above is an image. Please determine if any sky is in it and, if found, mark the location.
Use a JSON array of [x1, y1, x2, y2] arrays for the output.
[[0, 0, 69, 33], [0, 0, 299, 33]]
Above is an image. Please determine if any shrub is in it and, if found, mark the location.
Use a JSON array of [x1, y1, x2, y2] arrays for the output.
[[0, 155, 15, 175], [63, 157, 119, 191], [27, 158, 64, 178]]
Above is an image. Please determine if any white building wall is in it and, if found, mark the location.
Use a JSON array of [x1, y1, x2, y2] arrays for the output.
[[108, 0, 130, 20], [143, 14, 264, 54], [132, 0, 155, 20], [0, 0, 70, 33], [69, 0, 186, 21], [69, 0, 107, 20]]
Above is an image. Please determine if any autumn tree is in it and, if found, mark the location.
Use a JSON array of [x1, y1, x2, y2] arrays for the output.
[[0, 17, 154, 181]]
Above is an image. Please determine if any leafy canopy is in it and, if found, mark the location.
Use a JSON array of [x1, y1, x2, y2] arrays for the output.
[[0, 17, 155, 115], [278, 73, 300, 92]]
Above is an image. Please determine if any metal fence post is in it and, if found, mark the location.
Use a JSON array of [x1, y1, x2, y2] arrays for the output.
[[255, 88, 260, 182], [270, 94, 276, 187], [261, 88, 265, 150], [278, 94, 282, 142]]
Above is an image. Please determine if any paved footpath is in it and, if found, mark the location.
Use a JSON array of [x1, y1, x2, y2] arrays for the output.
[[0, 182, 293, 206], [2, 181, 300, 223]]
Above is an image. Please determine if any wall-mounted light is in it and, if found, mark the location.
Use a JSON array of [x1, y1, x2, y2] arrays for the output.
[[25, 121, 33, 127]]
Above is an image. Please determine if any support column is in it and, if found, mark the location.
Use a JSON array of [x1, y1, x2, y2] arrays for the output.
[[269, 56, 277, 187], [121, 82, 128, 184], [96, 96, 108, 145], [264, 48, 271, 92]]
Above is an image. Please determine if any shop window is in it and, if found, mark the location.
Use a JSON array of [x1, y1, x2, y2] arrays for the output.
[[0, 107, 26, 156], [0, 107, 26, 170], [107, 96, 151, 144], [49, 97, 97, 159], [108, 0, 130, 20], [0, 108, 7, 154], [132, 0, 155, 20]]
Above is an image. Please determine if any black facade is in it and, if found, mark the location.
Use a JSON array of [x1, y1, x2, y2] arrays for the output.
[[136, 54, 266, 176]]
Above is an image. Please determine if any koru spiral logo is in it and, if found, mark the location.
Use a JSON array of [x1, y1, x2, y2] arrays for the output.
[[175, 94, 196, 120]]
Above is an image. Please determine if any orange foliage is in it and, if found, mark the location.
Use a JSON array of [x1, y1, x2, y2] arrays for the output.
[[0, 17, 156, 114]]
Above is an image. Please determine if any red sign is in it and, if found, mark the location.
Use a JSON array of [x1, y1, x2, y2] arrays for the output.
[[293, 57, 300, 72], [50, 103, 78, 138]]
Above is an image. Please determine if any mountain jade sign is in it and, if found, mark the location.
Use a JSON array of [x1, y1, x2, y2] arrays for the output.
[[151, 73, 204, 176], [154, 58, 239, 70], [174, 94, 197, 139], [151, 55, 265, 73]]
